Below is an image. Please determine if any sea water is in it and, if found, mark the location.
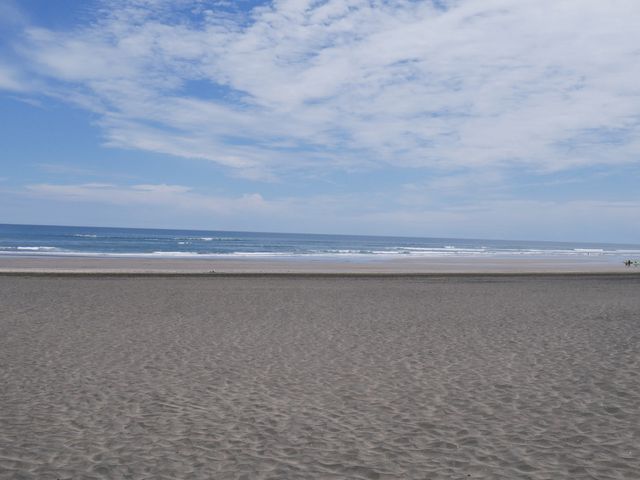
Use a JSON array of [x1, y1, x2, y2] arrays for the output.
[[1, 224, 639, 262]]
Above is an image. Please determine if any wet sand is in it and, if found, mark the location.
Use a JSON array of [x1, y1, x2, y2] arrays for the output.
[[0, 255, 634, 273], [1, 274, 639, 479]]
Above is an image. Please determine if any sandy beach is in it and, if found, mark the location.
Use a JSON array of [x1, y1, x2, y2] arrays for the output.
[[1, 273, 639, 479], [0, 255, 636, 274]]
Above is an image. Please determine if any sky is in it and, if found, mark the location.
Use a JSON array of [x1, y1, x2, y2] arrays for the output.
[[0, 0, 639, 243]]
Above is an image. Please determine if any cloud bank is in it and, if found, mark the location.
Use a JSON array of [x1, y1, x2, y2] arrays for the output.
[[3, 0, 640, 179], [19, 181, 639, 242]]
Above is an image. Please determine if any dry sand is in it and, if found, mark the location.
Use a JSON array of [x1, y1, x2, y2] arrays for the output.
[[1, 274, 639, 479]]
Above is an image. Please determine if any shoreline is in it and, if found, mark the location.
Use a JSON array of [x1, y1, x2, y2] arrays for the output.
[[0, 254, 637, 274], [1, 271, 640, 278]]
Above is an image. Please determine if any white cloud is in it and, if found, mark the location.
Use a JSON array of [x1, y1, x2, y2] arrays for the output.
[[26, 182, 278, 215], [0, 62, 28, 92], [20, 181, 640, 243], [3, 0, 640, 178]]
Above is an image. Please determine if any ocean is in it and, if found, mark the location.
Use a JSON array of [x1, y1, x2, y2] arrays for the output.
[[0, 224, 638, 262]]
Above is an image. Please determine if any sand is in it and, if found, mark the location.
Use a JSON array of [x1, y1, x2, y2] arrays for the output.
[[0, 255, 635, 274], [1, 274, 639, 479]]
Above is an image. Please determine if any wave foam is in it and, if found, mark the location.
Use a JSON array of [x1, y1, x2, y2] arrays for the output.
[[1, 246, 639, 259]]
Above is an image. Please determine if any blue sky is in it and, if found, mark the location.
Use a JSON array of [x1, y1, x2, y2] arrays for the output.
[[1, 0, 639, 242]]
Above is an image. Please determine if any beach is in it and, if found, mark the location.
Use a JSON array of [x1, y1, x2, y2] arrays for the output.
[[0, 254, 636, 274], [4, 0, 640, 477], [1, 273, 639, 479]]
